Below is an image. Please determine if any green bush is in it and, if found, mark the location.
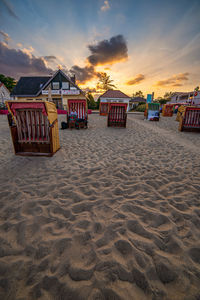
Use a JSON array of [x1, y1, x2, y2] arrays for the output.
[[135, 104, 146, 112]]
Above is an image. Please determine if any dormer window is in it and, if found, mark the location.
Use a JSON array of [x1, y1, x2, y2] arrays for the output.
[[52, 82, 59, 90], [62, 82, 69, 90]]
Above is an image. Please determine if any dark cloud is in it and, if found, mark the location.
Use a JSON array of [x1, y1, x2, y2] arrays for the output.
[[1, 0, 19, 20], [70, 65, 99, 83], [155, 73, 189, 87], [69, 34, 128, 83], [87, 35, 128, 66], [126, 74, 145, 85], [43, 55, 57, 62], [0, 42, 53, 78]]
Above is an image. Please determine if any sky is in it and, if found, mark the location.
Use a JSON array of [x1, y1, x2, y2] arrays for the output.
[[0, 0, 200, 97]]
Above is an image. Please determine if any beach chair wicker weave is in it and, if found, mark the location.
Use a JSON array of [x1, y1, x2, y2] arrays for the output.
[[6, 100, 60, 156], [107, 103, 127, 127]]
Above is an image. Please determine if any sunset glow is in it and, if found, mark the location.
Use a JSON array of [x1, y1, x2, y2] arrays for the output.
[[0, 0, 200, 97]]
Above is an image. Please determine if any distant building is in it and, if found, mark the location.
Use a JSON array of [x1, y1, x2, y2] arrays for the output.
[[11, 69, 85, 110], [99, 89, 131, 115], [129, 97, 146, 109], [0, 82, 11, 104], [170, 92, 194, 103]]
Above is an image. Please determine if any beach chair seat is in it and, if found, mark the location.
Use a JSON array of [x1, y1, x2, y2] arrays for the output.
[[6, 100, 60, 156], [179, 106, 200, 132], [107, 103, 127, 127]]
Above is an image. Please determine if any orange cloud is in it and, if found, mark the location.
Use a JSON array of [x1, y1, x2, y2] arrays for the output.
[[126, 74, 145, 85], [155, 72, 189, 87]]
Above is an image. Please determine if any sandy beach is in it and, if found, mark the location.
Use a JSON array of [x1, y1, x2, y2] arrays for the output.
[[0, 113, 200, 300]]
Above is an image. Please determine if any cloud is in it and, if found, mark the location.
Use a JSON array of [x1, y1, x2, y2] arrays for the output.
[[101, 0, 110, 12], [43, 55, 57, 62], [126, 74, 145, 85], [87, 35, 128, 66], [22, 46, 34, 56], [1, 0, 19, 20], [0, 41, 53, 78], [69, 34, 128, 83], [16, 42, 22, 47], [70, 65, 99, 84], [155, 72, 189, 87], [0, 30, 11, 43]]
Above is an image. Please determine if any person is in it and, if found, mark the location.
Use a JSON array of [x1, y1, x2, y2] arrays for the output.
[[70, 108, 77, 118]]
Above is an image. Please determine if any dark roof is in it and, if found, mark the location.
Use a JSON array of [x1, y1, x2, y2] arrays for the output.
[[11, 69, 84, 96], [100, 90, 131, 99], [130, 97, 146, 102], [11, 76, 50, 96]]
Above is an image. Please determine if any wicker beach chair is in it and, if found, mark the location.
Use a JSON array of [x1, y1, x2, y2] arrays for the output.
[[67, 99, 88, 129], [162, 104, 173, 117], [99, 102, 109, 116], [144, 103, 160, 121], [6, 100, 60, 156], [107, 103, 127, 127], [178, 106, 200, 132]]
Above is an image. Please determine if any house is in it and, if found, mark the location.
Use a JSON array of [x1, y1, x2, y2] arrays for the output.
[[99, 90, 131, 115], [0, 82, 11, 105], [170, 92, 194, 103], [11, 69, 86, 110], [129, 97, 146, 109]]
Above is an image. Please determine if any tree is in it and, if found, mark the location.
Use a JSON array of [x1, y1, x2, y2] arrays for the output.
[[163, 92, 174, 100], [0, 74, 16, 92], [96, 72, 116, 91], [132, 91, 144, 98], [86, 92, 97, 109]]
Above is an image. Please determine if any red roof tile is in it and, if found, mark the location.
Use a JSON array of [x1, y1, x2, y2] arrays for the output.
[[100, 90, 130, 98]]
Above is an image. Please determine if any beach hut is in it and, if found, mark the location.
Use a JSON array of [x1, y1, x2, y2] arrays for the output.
[[6, 100, 60, 156], [99, 90, 131, 116], [162, 104, 174, 117], [178, 106, 200, 132], [66, 99, 88, 129], [107, 103, 127, 127], [144, 103, 160, 121]]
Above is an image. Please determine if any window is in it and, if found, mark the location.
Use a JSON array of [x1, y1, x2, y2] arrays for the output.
[[62, 82, 69, 89], [52, 82, 60, 90]]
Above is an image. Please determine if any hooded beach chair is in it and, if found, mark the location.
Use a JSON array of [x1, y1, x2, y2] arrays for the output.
[[107, 103, 127, 127], [99, 102, 109, 116], [162, 104, 173, 117], [178, 106, 200, 132], [6, 100, 60, 156], [67, 99, 88, 129], [144, 103, 160, 121]]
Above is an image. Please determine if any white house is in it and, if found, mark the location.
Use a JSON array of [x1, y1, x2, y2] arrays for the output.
[[99, 90, 131, 115], [0, 82, 11, 104]]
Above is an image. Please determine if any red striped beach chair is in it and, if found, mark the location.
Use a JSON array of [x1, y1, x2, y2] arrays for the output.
[[6, 100, 60, 156], [107, 103, 127, 127], [179, 106, 200, 132], [67, 99, 88, 129]]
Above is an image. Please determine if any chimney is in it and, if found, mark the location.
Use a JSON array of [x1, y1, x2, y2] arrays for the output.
[[70, 75, 76, 84]]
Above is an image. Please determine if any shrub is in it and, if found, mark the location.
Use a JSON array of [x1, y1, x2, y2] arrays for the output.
[[135, 104, 146, 112]]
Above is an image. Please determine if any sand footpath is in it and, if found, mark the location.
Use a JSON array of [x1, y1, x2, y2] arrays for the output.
[[0, 114, 200, 300]]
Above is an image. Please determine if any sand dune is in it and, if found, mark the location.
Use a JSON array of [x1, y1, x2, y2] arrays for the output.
[[0, 114, 200, 300]]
